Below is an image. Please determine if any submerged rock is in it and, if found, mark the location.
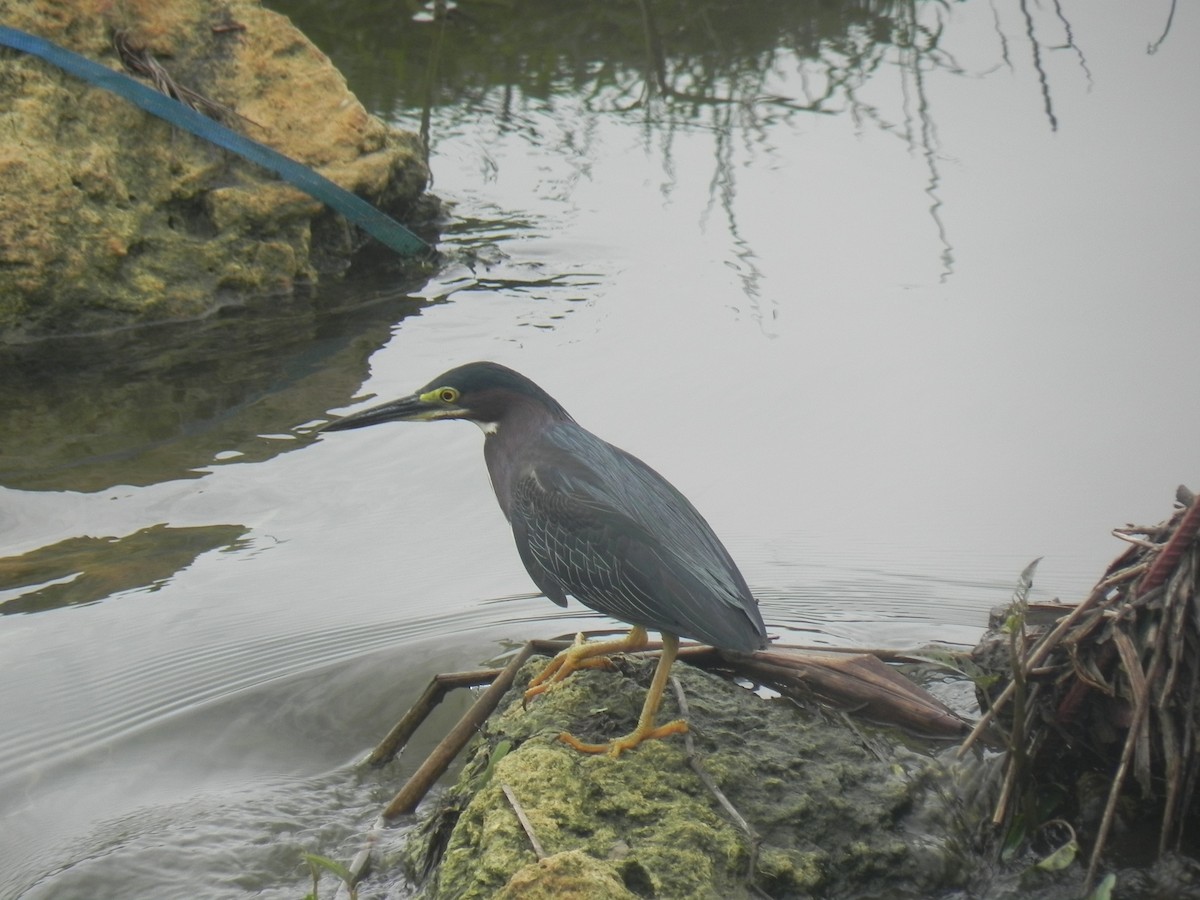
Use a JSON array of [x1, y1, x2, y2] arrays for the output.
[[398, 656, 970, 899]]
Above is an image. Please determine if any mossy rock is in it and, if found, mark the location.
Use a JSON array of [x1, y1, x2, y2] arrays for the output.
[[397, 655, 971, 898], [0, 0, 436, 337]]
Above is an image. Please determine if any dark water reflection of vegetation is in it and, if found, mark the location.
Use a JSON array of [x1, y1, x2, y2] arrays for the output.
[[271, 0, 1093, 295], [0, 524, 249, 614], [275, 0, 956, 124], [0, 279, 426, 492]]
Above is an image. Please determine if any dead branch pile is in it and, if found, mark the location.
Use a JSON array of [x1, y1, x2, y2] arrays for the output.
[[963, 486, 1200, 887]]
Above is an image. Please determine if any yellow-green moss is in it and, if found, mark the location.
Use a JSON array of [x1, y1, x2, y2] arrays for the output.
[[0, 0, 434, 338], [401, 657, 971, 898]]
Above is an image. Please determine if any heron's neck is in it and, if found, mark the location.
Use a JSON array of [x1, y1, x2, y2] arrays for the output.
[[481, 398, 569, 519]]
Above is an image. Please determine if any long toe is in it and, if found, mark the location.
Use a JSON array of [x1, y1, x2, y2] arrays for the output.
[[524, 631, 644, 705], [524, 655, 566, 705], [523, 648, 580, 705], [558, 718, 689, 758]]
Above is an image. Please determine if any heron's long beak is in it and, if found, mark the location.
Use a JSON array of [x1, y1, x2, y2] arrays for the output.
[[322, 393, 437, 432]]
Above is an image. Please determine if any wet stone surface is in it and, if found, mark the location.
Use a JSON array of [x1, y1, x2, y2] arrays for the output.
[[396, 656, 970, 899]]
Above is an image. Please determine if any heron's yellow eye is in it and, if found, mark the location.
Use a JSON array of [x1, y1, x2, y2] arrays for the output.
[[438, 387, 460, 404]]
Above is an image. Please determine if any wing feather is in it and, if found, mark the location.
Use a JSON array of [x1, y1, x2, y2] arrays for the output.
[[508, 424, 766, 651]]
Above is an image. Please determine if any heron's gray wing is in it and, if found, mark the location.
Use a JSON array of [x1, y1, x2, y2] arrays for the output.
[[508, 425, 766, 651]]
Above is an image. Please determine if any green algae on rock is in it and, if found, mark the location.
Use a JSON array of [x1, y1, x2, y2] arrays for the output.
[[398, 656, 970, 899], [0, 0, 435, 339]]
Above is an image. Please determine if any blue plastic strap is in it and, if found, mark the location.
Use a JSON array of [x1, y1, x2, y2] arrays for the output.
[[0, 26, 432, 258]]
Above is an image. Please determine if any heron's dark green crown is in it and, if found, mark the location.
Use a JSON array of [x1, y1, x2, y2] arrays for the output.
[[420, 361, 574, 425]]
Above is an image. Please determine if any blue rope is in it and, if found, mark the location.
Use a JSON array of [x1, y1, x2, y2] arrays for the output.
[[0, 26, 432, 258]]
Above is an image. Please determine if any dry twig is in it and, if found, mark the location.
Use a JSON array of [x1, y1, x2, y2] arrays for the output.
[[670, 675, 761, 885], [113, 30, 260, 128], [502, 783, 547, 861], [381, 642, 536, 818]]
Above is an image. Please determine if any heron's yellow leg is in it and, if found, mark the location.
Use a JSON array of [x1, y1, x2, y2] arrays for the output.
[[559, 633, 687, 757], [524, 626, 650, 703]]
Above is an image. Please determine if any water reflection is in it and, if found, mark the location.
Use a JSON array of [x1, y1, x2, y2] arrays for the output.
[[269, 0, 1107, 299], [279, 0, 968, 269], [0, 282, 424, 492], [1146, 0, 1179, 54], [0, 523, 248, 615], [276, 0, 963, 116]]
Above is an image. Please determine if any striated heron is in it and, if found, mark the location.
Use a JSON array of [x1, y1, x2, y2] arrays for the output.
[[323, 361, 768, 756]]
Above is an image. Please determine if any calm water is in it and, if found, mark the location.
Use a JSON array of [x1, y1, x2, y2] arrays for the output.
[[1, 1, 1197, 896]]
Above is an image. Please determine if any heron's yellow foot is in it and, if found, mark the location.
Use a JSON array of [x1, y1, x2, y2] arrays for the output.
[[559, 718, 689, 758], [523, 627, 649, 706], [554, 632, 685, 757]]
